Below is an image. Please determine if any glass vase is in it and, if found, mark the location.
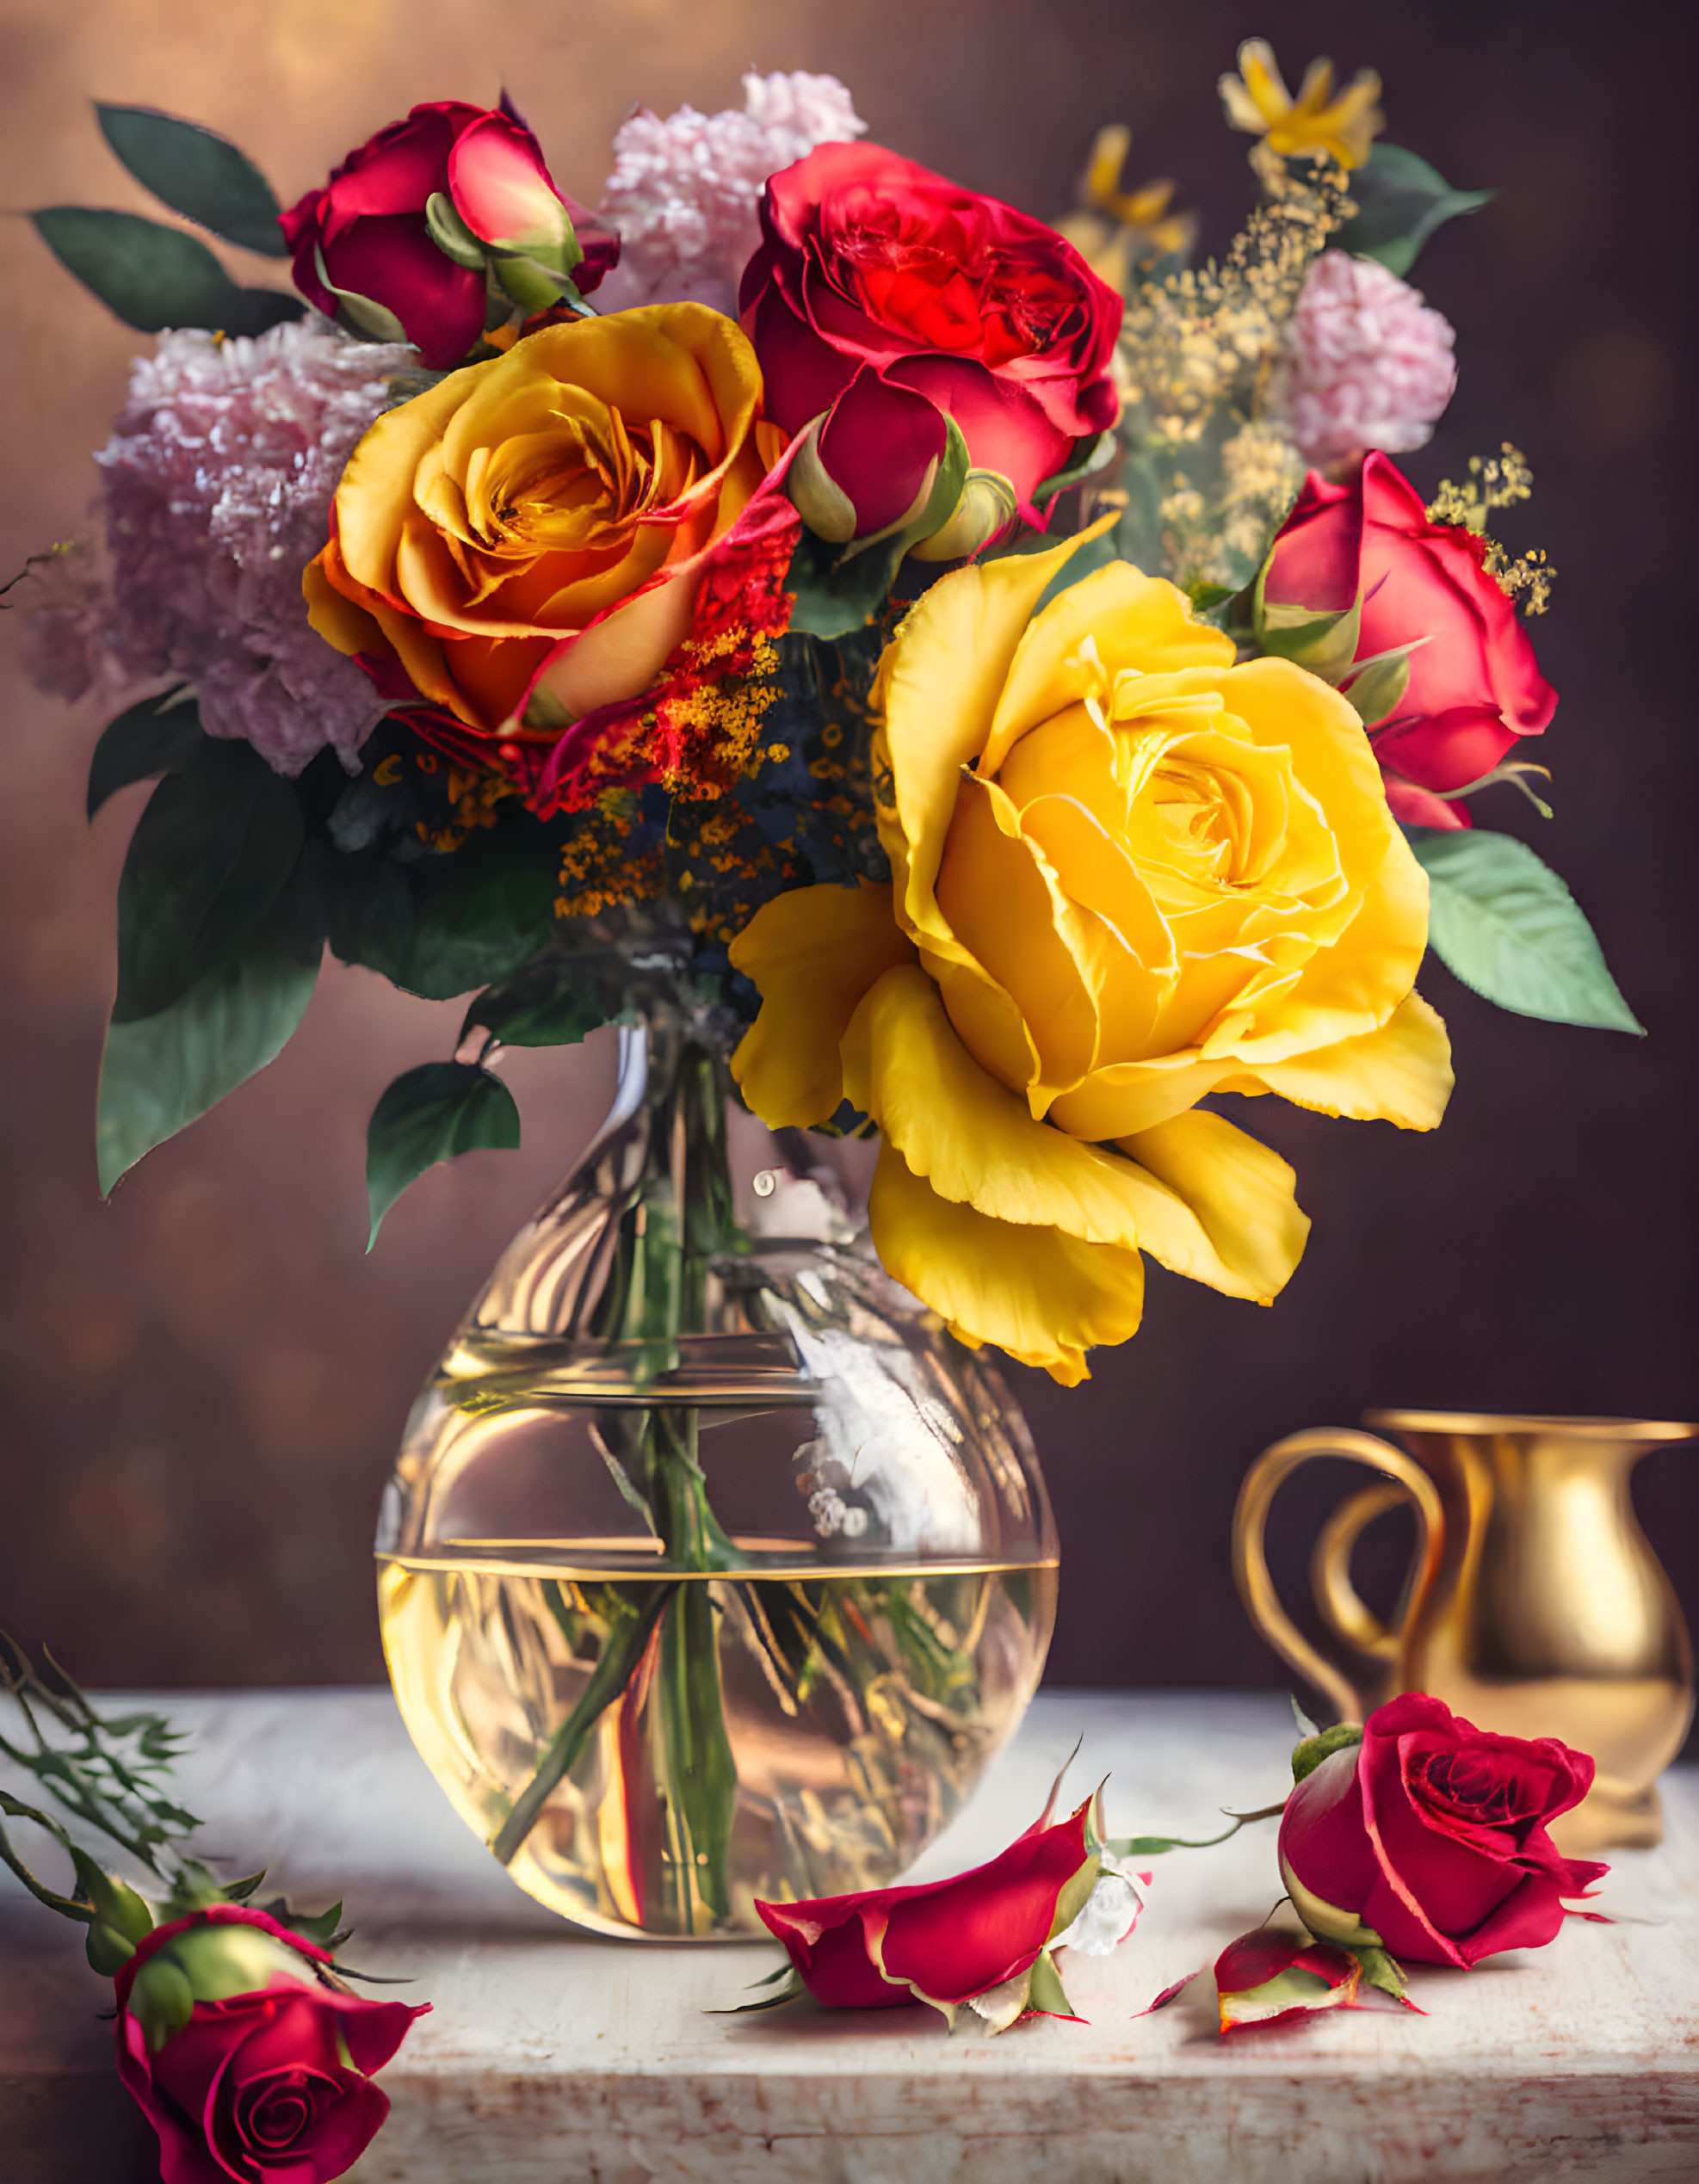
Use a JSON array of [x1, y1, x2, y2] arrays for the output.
[[374, 999, 1058, 1940]]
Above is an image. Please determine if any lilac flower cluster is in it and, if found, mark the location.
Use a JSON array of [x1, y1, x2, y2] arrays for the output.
[[56, 317, 413, 776], [1267, 250, 1458, 468], [595, 71, 865, 317]]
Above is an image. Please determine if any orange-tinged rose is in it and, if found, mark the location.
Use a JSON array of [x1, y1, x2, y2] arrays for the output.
[[731, 530, 1453, 1384], [305, 303, 783, 771]]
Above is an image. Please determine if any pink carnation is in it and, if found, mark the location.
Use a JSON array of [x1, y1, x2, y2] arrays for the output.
[[1266, 250, 1457, 468], [595, 71, 865, 316], [48, 317, 414, 776]]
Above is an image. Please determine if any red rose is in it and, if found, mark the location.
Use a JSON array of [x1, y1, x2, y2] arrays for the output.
[[280, 101, 616, 369], [1279, 1695, 1607, 1969], [1263, 451, 1557, 830], [114, 1904, 428, 2184], [740, 142, 1120, 539], [757, 1795, 1095, 2022]]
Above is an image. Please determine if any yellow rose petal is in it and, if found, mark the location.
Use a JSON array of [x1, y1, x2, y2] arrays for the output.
[[1222, 992, 1454, 1129], [843, 961, 1168, 1250], [1115, 1110, 1310, 1303], [730, 882, 916, 1129], [868, 1140, 1146, 1387], [981, 561, 1234, 778], [333, 370, 471, 596], [873, 526, 1112, 956]]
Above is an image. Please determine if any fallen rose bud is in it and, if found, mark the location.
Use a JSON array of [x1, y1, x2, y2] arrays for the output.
[[1279, 1694, 1608, 1969], [114, 1903, 428, 2184]]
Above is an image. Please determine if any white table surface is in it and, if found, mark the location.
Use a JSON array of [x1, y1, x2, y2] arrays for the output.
[[3, 1688, 1696, 2183]]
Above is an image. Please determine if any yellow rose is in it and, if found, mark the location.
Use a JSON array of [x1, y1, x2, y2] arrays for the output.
[[305, 303, 782, 765], [730, 533, 1452, 1385]]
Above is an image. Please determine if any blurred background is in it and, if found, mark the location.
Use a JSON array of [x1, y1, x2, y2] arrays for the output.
[[0, 0, 1693, 1705]]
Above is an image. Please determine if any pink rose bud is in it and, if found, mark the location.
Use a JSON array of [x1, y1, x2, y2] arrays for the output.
[[448, 111, 578, 260]]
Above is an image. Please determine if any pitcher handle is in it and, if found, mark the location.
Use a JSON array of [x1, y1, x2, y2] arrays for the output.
[[1233, 1428, 1445, 1724], [1313, 1481, 1412, 1660]]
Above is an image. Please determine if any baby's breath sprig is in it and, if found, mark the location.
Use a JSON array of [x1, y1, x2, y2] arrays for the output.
[[1427, 446, 1557, 614]]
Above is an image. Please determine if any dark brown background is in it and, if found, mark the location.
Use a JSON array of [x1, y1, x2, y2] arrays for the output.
[[1, 0, 1694, 1703]]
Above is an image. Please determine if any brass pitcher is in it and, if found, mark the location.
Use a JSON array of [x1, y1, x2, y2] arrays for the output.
[[1233, 1411, 1697, 1853]]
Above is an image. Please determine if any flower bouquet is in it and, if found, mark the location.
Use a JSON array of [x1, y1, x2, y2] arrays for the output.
[[19, 40, 1634, 1938]]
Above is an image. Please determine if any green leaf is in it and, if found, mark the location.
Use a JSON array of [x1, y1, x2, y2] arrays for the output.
[[97, 870, 324, 1194], [95, 104, 287, 256], [1336, 143, 1496, 278], [32, 207, 303, 336], [87, 691, 207, 818], [331, 820, 560, 1000], [1408, 827, 1643, 1033], [114, 741, 306, 1022], [786, 524, 908, 639], [460, 953, 633, 1050], [365, 1061, 521, 1246]]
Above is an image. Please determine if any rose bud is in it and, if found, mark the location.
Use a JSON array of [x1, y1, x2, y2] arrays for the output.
[[281, 102, 615, 368], [743, 141, 1120, 538], [755, 1794, 1101, 2033], [1260, 451, 1557, 830], [115, 1903, 428, 2184], [1279, 1695, 1608, 1969]]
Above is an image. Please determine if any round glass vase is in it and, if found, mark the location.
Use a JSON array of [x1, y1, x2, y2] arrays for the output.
[[375, 1002, 1059, 1940]]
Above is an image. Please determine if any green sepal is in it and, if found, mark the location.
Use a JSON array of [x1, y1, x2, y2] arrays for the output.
[[95, 104, 287, 257], [216, 1869, 268, 1903], [365, 1060, 521, 1247], [1292, 1723, 1363, 1783], [1341, 647, 1412, 727], [68, 1848, 156, 1947], [1251, 551, 1362, 678], [87, 691, 207, 819], [1024, 1947, 1078, 2021], [1406, 826, 1644, 1033], [423, 191, 486, 270], [785, 416, 970, 638], [1336, 143, 1496, 279], [33, 207, 303, 336], [1350, 1943, 1411, 2004], [708, 1961, 806, 2014], [127, 1951, 196, 2051], [1031, 429, 1117, 509], [312, 243, 411, 345], [278, 1899, 345, 1948], [1047, 1851, 1102, 1942], [491, 252, 585, 313], [85, 1920, 140, 1975]]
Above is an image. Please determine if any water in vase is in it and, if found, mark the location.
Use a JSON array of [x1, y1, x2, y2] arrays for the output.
[[379, 1548, 1056, 1939]]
